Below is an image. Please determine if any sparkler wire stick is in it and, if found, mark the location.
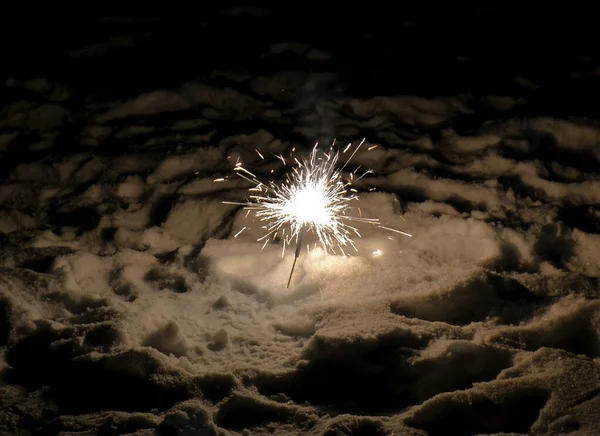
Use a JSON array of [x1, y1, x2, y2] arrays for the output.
[[287, 225, 307, 288]]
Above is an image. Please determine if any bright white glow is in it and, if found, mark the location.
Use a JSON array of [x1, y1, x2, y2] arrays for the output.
[[372, 249, 382, 256], [283, 182, 330, 226]]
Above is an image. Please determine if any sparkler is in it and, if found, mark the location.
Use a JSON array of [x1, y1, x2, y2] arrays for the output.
[[222, 139, 412, 287]]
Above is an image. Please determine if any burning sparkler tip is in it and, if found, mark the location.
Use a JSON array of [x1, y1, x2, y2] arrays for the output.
[[225, 139, 413, 287]]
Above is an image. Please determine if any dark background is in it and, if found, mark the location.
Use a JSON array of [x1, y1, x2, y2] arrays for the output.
[[1, 6, 599, 103]]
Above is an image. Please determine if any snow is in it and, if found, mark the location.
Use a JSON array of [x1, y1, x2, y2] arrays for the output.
[[1, 8, 600, 436], [343, 96, 472, 126]]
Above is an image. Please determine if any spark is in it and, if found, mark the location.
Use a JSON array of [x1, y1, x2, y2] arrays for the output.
[[377, 225, 413, 238], [273, 153, 287, 165], [224, 139, 412, 287], [213, 177, 226, 182], [234, 226, 247, 238]]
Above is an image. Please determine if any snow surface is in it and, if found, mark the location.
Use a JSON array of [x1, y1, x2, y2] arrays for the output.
[[1, 8, 600, 436]]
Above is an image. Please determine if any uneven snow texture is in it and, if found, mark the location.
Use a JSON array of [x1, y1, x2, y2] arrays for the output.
[[1, 7, 600, 436]]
